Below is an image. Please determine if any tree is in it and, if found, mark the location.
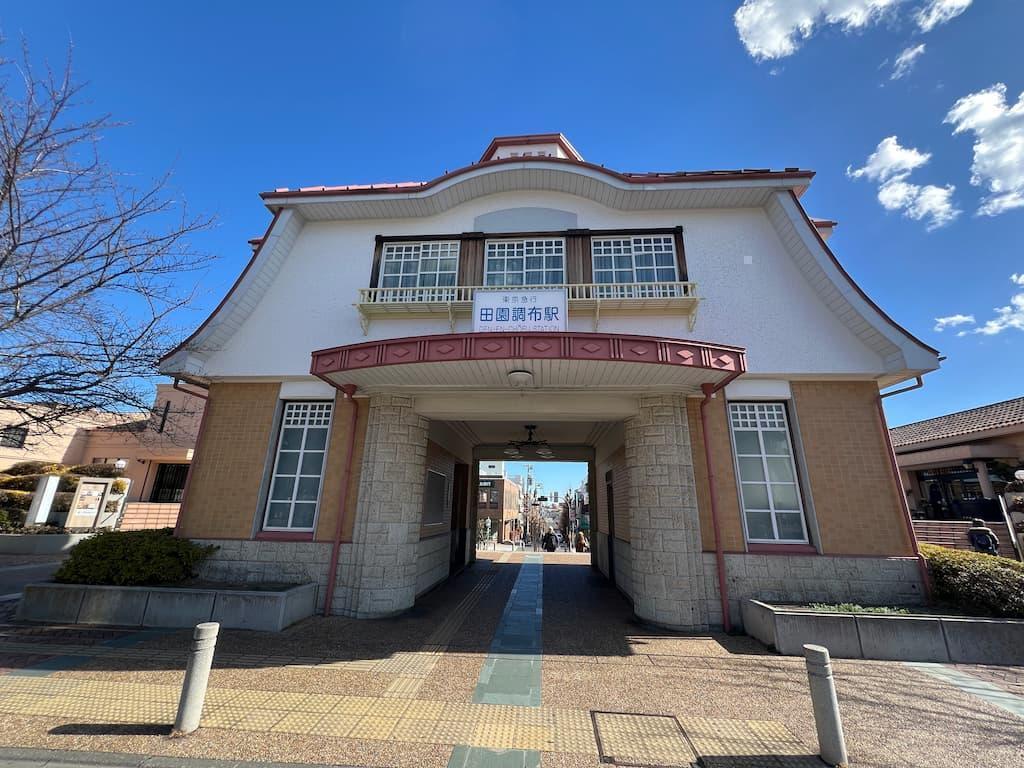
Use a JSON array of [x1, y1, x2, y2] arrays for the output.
[[0, 42, 212, 438]]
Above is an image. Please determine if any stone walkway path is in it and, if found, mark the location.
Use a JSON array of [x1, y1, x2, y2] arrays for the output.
[[0, 552, 1020, 767]]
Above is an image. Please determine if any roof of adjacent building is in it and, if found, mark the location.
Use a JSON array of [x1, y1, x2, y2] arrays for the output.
[[259, 132, 816, 200], [890, 396, 1024, 448]]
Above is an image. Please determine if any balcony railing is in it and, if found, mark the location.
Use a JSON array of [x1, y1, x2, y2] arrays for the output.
[[355, 282, 699, 333]]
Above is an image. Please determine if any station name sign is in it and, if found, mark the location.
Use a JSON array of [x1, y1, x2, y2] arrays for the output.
[[472, 288, 567, 333]]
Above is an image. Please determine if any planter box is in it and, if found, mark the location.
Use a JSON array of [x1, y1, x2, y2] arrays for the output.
[[742, 599, 1024, 665], [0, 533, 92, 555], [16, 582, 316, 632]]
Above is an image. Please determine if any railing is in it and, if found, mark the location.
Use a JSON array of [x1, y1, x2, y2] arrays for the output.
[[354, 282, 699, 333], [357, 282, 697, 305]]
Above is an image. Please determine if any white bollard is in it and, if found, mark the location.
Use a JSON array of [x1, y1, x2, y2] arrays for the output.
[[173, 622, 220, 734], [803, 644, 849, 767]]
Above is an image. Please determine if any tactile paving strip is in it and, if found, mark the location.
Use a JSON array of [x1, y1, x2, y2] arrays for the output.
[[592, 712, 696, 767]]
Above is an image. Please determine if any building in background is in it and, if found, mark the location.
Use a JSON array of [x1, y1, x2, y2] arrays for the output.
[[477, 467, 523, 544], [891, 397, 1023, 559], [1, 383, 205, 530]]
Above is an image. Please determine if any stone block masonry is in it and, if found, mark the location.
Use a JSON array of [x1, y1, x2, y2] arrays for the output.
[[624, 394, 708, 631], [337, 394, 429, 618]]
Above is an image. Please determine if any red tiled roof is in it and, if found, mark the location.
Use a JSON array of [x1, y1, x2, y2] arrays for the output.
[[890, 396, 1024, 448]]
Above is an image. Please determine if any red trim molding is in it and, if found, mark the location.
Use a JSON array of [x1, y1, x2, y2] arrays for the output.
[[311, 331, 746, 378]]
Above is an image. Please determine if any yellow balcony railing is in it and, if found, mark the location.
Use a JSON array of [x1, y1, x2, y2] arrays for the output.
[[355, 282, 699, 333]]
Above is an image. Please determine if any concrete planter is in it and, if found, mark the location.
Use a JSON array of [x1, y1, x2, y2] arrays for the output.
[[0, 533, 92, 555], [16, 582, 316, 631], [742, 599, 1024, 665]]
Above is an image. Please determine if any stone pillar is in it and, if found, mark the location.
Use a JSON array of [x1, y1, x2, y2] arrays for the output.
[[973, 460, 995, 499], [625, 394, 708, 631], [337, 394, 428, 618]]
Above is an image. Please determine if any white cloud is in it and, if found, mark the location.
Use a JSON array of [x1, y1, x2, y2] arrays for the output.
[[915, 0, 973, 32], [890, 43, 926, 80], [961, 274, 1024, 336], [734, 0, 903, 61], [933, 313, 975, 331], [944, 83, 1024, 216], [847, 135, 930, 181], [848, 136, 961, 229]]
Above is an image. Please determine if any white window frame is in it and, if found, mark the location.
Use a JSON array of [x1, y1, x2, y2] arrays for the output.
[[484, 238, 565, 286], [262, 401, 333, 532], [727, 401, 809, 545], [591, 235, 678, 281], [379, 241, 460, 300]]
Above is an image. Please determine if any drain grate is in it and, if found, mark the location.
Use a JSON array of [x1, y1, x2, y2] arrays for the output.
[[592, 711, 697, 767]]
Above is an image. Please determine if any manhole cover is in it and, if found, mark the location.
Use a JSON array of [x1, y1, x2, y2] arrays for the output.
[[592, 711, 696, 767]]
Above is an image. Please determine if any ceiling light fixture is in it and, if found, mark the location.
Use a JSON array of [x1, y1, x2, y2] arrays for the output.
[[504, 424, 555, 460], [507, 369, 534, 388]]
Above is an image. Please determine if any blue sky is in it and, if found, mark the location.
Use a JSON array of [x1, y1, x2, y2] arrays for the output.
[[7, 1, 1021, 428], [504, 462, 589, 499]]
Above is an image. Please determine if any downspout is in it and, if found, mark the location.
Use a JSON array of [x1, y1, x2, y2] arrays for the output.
[[700, 372, 742, 634], [171, 378, 210, 537], [878, 377, 932, 600], [323, 384, 359, 617]]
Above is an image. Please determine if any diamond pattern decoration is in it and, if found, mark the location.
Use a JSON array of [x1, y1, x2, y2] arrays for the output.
[[629, 345, 650, 356], [436, 344, 455, 354], [581, 343, 602, 353], [390, 347, 411, 358], [482, 342, 503, 353], [531, 342, 552, 352]]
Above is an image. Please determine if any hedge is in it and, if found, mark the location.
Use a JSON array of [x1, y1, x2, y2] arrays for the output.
[[55, 529, 217, 586], [0, 489, 33, 513], [921, 543, 1024, 619]]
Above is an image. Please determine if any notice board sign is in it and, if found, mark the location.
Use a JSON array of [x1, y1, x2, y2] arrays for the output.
[[64, 477, 115, 530], [473, 288, 567, 333]]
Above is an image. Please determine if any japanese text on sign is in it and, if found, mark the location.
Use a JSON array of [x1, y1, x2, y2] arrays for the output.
[[473, 288, 567, 333]]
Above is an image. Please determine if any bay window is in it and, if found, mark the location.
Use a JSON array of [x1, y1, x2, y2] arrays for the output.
[[728, 402, 809, 544], [263, 401, 333, 531], [484, 238, 565, 286]]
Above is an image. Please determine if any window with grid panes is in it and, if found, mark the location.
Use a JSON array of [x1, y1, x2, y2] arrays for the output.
[[484, 239, 565, 286], [263, 401, 333, 531], [591, 235, 679, 298], [728, 402, 809, 543], [379, 241, 459, 300]]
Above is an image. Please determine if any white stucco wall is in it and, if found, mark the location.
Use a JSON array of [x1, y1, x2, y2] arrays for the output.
[[197, 190, 891, 379]]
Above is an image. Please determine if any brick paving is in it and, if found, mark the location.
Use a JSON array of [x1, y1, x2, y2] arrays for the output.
[[0, 553, 1018, 768]]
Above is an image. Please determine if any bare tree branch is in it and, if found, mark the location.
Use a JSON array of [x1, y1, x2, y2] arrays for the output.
[[0, 39, 213, 440]]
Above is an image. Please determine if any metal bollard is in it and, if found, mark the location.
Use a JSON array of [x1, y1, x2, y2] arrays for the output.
[[803, 644, 849, 767], [173, 622, 220, 734]]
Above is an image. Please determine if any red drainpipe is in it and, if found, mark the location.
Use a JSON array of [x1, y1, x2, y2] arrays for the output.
[[876, 383, 932, 601], [323, 384, 360, 617], [700, 373, 742, 634]]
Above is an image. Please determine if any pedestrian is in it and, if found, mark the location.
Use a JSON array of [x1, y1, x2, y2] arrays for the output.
[[967, 518, 1000, 555], [575, 530, 589, 553]]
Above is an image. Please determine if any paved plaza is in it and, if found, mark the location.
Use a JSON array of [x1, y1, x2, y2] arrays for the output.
[[0, 552, 1020, 767]]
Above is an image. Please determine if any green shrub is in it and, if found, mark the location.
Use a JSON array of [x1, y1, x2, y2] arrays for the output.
[[110, 479, 129, 495], [2, 461, 65, 476], [55, 529, 217, 586], [0, 489, 33, 512], [921, 543, 1024, 619], [808, 603, 910, 615], [0, 473, 78, 492], [67, 463, 123, 478]]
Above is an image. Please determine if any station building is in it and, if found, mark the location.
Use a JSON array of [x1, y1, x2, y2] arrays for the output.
[[161, 134, 939, 630]]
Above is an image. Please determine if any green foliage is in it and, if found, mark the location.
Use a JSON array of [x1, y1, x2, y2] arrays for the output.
[[807, 603, 910, 615], [67, 463, 123, 478], [55, 529, 217, 586], [110, 479, 128, 494], [921, 543, 1024, 619], [2, 461, 65, 476], [0, 489, 33, 512], [0, 508, 26, 530], [0, 473, 79, 492]]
